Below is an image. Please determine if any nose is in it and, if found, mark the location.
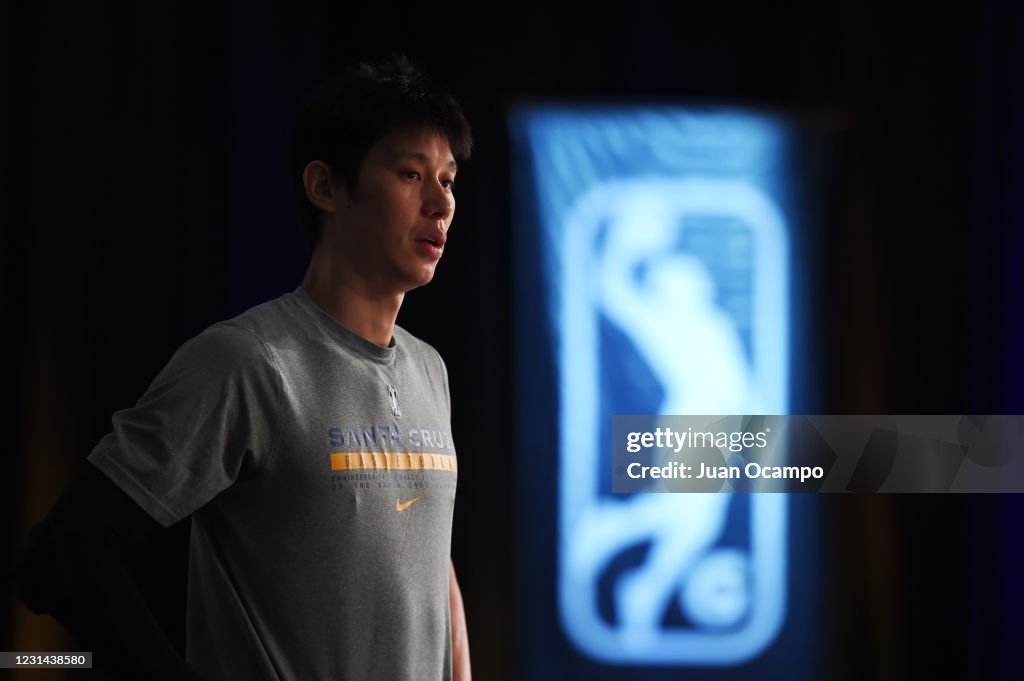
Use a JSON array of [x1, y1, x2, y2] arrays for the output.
[[422, 180, 453, 222]]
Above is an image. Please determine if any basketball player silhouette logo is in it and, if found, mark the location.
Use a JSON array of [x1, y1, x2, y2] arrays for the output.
[[557, 178, 788, 665]]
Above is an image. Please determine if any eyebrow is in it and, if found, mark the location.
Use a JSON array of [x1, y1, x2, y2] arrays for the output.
[[391, 150, 458, 172]]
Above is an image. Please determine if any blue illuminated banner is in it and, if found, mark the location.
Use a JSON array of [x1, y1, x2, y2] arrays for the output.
[[512, 106, 809, 672]]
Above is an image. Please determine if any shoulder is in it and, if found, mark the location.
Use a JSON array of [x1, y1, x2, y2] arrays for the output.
[[216, 293, 309, 349], [148, 323, 279, 398], [393, 325, 447, 371], [174, 322, 270, 367], [163, 297, 301, 381], [393, 326, 450, 408], [185, 291, 323, 365], [393, 326, 451, 393]]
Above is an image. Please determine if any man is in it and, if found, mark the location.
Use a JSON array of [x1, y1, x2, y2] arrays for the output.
[[15, 54, 473, 681]]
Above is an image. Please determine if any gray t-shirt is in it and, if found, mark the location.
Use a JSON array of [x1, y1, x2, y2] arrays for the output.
[[88, 287, 458, 681]]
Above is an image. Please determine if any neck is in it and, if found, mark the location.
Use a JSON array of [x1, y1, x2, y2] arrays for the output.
[[300, 250, 404, 348]]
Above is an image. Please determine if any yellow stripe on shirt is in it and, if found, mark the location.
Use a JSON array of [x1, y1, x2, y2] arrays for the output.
[[330, 452, 458, 473]]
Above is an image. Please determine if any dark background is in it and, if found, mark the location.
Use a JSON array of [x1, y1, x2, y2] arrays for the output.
[[3, 1, 1023, 679]]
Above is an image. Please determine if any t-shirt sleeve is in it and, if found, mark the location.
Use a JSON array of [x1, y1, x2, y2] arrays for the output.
[[88, 322, 281, 527]]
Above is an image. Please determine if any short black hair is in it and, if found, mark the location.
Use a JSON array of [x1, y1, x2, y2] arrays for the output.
[[289, 53, 473, 247]]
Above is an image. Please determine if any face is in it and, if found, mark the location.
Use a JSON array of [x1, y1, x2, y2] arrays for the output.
[[328, 127, 457, 296]]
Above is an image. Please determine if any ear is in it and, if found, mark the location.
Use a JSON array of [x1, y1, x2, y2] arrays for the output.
[[302, 161, 348, 215]]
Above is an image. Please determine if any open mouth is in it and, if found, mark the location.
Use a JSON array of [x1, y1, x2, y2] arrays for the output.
[[415, 235, 446, 258], [416, 230, 447, 249]]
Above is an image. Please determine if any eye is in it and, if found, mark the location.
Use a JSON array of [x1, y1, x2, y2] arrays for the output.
[[441, 178, 456, 190], [402, 170, 421, 180]]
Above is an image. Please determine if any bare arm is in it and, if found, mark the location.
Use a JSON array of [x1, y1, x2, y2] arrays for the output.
[[449, 559, 471, 681]]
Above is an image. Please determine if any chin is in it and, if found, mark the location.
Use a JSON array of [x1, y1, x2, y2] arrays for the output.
[[403, 267, 436, 291]]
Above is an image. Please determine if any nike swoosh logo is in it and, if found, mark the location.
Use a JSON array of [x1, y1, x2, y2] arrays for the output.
[[396, 497, 421, 512]]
